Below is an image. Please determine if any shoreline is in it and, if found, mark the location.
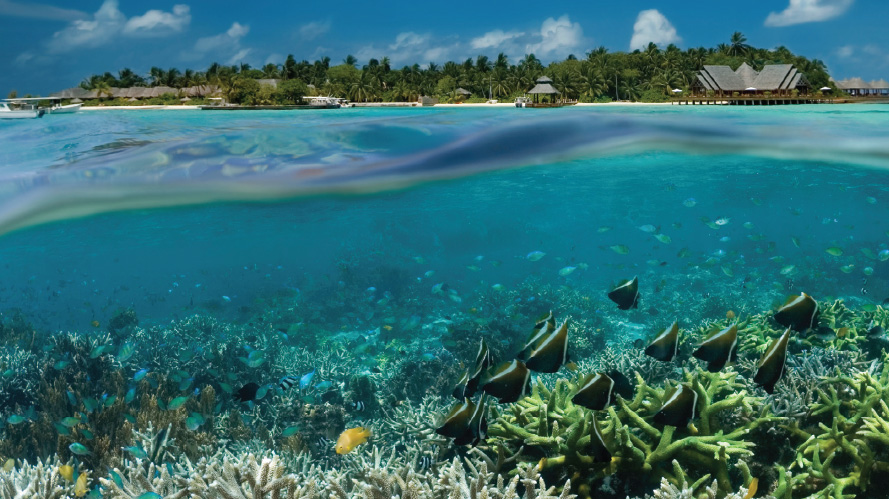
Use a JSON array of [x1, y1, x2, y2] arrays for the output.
[[79, 102, 676, 111]]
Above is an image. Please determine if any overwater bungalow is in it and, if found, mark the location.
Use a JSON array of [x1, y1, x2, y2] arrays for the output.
[[523, 76, 566, 107], [833, 77, 889, 96], [692, 63, 810, 96]]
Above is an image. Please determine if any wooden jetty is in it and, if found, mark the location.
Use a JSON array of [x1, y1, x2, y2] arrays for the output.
[[672, 97, 834, 106]]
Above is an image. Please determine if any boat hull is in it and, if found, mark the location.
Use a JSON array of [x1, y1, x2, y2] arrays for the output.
[[50, 104, 82, 114], [0, 110, 43, 119]]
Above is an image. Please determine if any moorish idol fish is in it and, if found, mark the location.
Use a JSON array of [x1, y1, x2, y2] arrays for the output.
[[452, 339, 493, 400], [644, 321, 680, 361], [753, 328, 791, 394], [480, 360, 531, 403], [608, 277, 640, 310], [454, 394, 488, 446], [692, 324, 738, 373], [653, 383, 697, 427], [774, 292, 819, 332], [524, 320, 571, 373], [435, 398, 476, 440]]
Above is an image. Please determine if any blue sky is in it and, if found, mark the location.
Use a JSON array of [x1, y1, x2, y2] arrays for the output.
[[2, 0, 887, 95]]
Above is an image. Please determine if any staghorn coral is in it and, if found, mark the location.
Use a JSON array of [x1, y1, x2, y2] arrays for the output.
[[487, 368, 779, 498], [0, 457, 74, 499]]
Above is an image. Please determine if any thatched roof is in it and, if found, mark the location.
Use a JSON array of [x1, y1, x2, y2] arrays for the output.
[[835, 77, 889, 90], [696, 64, 809, 92], [536, 76, 553, 83], [455, 87, 471, 95], [256, 79, 280, 89], [51, 87, 91, 99], [736, 63, 759, 88], [527, 82, 560, 94], [873, 79, 889, 89]]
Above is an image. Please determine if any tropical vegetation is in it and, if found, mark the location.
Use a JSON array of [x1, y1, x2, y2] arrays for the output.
[[73, 33, 833, 105]]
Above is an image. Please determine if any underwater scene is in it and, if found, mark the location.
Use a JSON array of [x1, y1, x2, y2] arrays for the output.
[[3, 105, 889, 498]]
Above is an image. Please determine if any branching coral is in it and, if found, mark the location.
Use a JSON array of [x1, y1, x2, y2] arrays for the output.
[[0, 457, 74, 499]]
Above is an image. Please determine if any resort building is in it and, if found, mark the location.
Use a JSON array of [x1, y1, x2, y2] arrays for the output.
[[832, 77, 889, 96], [52, 85, 221, 101], [692, 63, 810, 96]]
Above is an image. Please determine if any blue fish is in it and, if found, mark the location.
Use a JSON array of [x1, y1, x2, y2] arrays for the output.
[[125, 388, 136, 404], [69, 442, 91, 455], [65, 390, 77, 406], [134, 369, 149, 381], [117, 342, 136, 363], [300, 370, 316, 390]]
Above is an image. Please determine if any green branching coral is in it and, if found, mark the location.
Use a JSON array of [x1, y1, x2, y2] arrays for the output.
[[783, 357, 889, 499], [488, 368, 778, 498]]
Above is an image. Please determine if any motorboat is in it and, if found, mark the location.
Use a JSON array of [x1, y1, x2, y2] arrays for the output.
[[0, 101, 44, 119], [515, 96, 531, 108], [50, 103, 82, 114], [2, 97, 81, 115]]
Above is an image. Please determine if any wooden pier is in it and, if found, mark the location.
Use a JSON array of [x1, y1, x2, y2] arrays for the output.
[[672, 97, 834, 106]]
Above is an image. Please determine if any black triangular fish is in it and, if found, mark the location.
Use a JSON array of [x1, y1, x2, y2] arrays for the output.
[[692, 324, 738, 373], [517, 315, 556, 361], [480, 360, 531, 403], [606, 370, 634, 400], [588, 416, 612, 463], [234, 382, 260, 403], [753, 328, 791, 394], [525, 319, 570, 373], [644, 321, 679, 361], [534, 310, 556, 331], [572, 372, 614, 411], [452, 339, 493, 399], [435, 398, 475, 439], [653, 383, 697, 427], [774, 292, 819, 332], [608, 277, 640, 310], [455, 394, 488, 446], [279, 376, 299, 391]]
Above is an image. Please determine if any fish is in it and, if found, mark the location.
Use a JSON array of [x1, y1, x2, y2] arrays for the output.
[[279, 376, 299, 391], [1, 459, 11, 472], [317, 436, 332, 449], [68, 442, 92, 456], [683, 198, 697, 207], [91, 320, 100, 328], [572, 373, 615, 411], [134, 369, 149, 381], [692, 324, 738, 373], [480, 360, 531, 403], [879, 249, 889, 262], [350, 401, 366, 412], [6, 415, 25, 425], [455, 393, 488, 446], [744, 478, 759, 499], [826, 247, 843, 256], [418, 455, 433, 470], [436, 398, 475, 439], [608, 277, 640, 310], [868, 326, 885, 337], [452, 339, 492, 399], [523, 320, 570, 373], [117, 342, 135, 363], [559, 266, 577, 276], [753, 328, 792, 394], [299, 370, 315, 390], [282, 426, 300, 437], [491, 284, 505, 291], [185, 413, 205, 431], [59, 464, 74, 481], [89, 345, 109, 359], [715, 217, 730, 225], [644, 321, 680, 362], [60, 416, 81, 428], [654, 234, 671, 244], [125, 388, 136, 404], [122, 445, 148, 459], [587, 416, 612, 463], [335, 427, 371, 455], [167, 396, 189, 410], [517, 313, 556, 361], [639, 224, 657, 233], [526, 251, 546, 261], [233, 382, 260, 403], [653, 383, 698, 427], [75, 473, 88, 497], [136, 493, 162, 499], [610, 245, 630, 255], [774, 292, 819, 332]]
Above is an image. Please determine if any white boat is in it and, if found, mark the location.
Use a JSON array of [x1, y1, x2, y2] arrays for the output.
[[302, 96, 347, 108], [50, 103, 82, 114], [0, 102, 44, 119], [515, 96, 531, 108]]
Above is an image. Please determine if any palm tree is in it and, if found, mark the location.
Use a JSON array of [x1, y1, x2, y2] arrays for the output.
[[349, 72, 379, 102], [343, 55, 358, 67], [729, 32, 751, 57], [261, 63, 280, 79]]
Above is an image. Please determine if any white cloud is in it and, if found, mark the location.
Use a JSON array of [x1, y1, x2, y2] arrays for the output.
[[45, 0, 191, 53], [629, 9, 680, 51], [0, 0, 87, 21], [526, 15, 583, 57], [835, 45, 854, 58], [471, 29, 524, 50], [765, 0, 853, 27], [123, 4, 190, 36], [356, 31, 454, 66], [187, 22, 251, 63], [299, 20, 330, 41]]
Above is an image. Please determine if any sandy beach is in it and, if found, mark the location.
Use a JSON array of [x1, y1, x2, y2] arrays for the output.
[[79, 102, 674, 111]]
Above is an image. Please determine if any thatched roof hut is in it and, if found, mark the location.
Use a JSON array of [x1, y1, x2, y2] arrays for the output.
[[693, 64, 810, 95], [834, 77, 889, 96], [455, 87, 471, 96], [527, 76, 560, 95]]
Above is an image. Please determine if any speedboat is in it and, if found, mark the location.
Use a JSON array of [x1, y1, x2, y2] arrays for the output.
[[50, 103, 82, 114], [515, 96, 531, 108], [0, 101, 44, 119]]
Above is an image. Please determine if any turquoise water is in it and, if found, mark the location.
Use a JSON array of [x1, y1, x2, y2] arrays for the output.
[[2, 105, 889, 497]]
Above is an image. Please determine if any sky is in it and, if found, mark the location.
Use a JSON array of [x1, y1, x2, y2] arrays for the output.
[[2, 0, 888, 95]]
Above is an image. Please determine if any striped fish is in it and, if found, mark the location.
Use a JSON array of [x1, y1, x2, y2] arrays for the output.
[[645, 321, 680, 361], [279, 376, 299, 391], [692, 324, 738, 373], [753, 328, 792, 394]]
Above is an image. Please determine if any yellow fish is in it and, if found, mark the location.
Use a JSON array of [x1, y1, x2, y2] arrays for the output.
[[382, 325, 393, 331], [59, 464, 74, 481], [743, 478, 758, 499], [2, 459, 13, 472], [90, 320, 100, 328], [335, 427, 371, 455], [75, 473, 89, 497]]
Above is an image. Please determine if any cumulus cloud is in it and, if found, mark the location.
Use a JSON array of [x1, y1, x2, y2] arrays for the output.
[[471, 29, 524, 50], [299, 20, 330, 41], [765, 0, 853, 27], [356, 31, 455, 66], [526, 15, 582, 57], [45, 0, 191, 53], [123, 4, 190, 36], [835, 45, 854, 58], [629, 9, 680, 51], [0, 0, 87, 22], [188, 22, 251, 63]]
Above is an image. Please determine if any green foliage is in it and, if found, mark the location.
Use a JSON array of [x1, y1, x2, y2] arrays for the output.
[[276, 79, 308, 104], [229, 76, 261, 105], [6, 90, 16, 99], [638, 88, 669, 103]]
